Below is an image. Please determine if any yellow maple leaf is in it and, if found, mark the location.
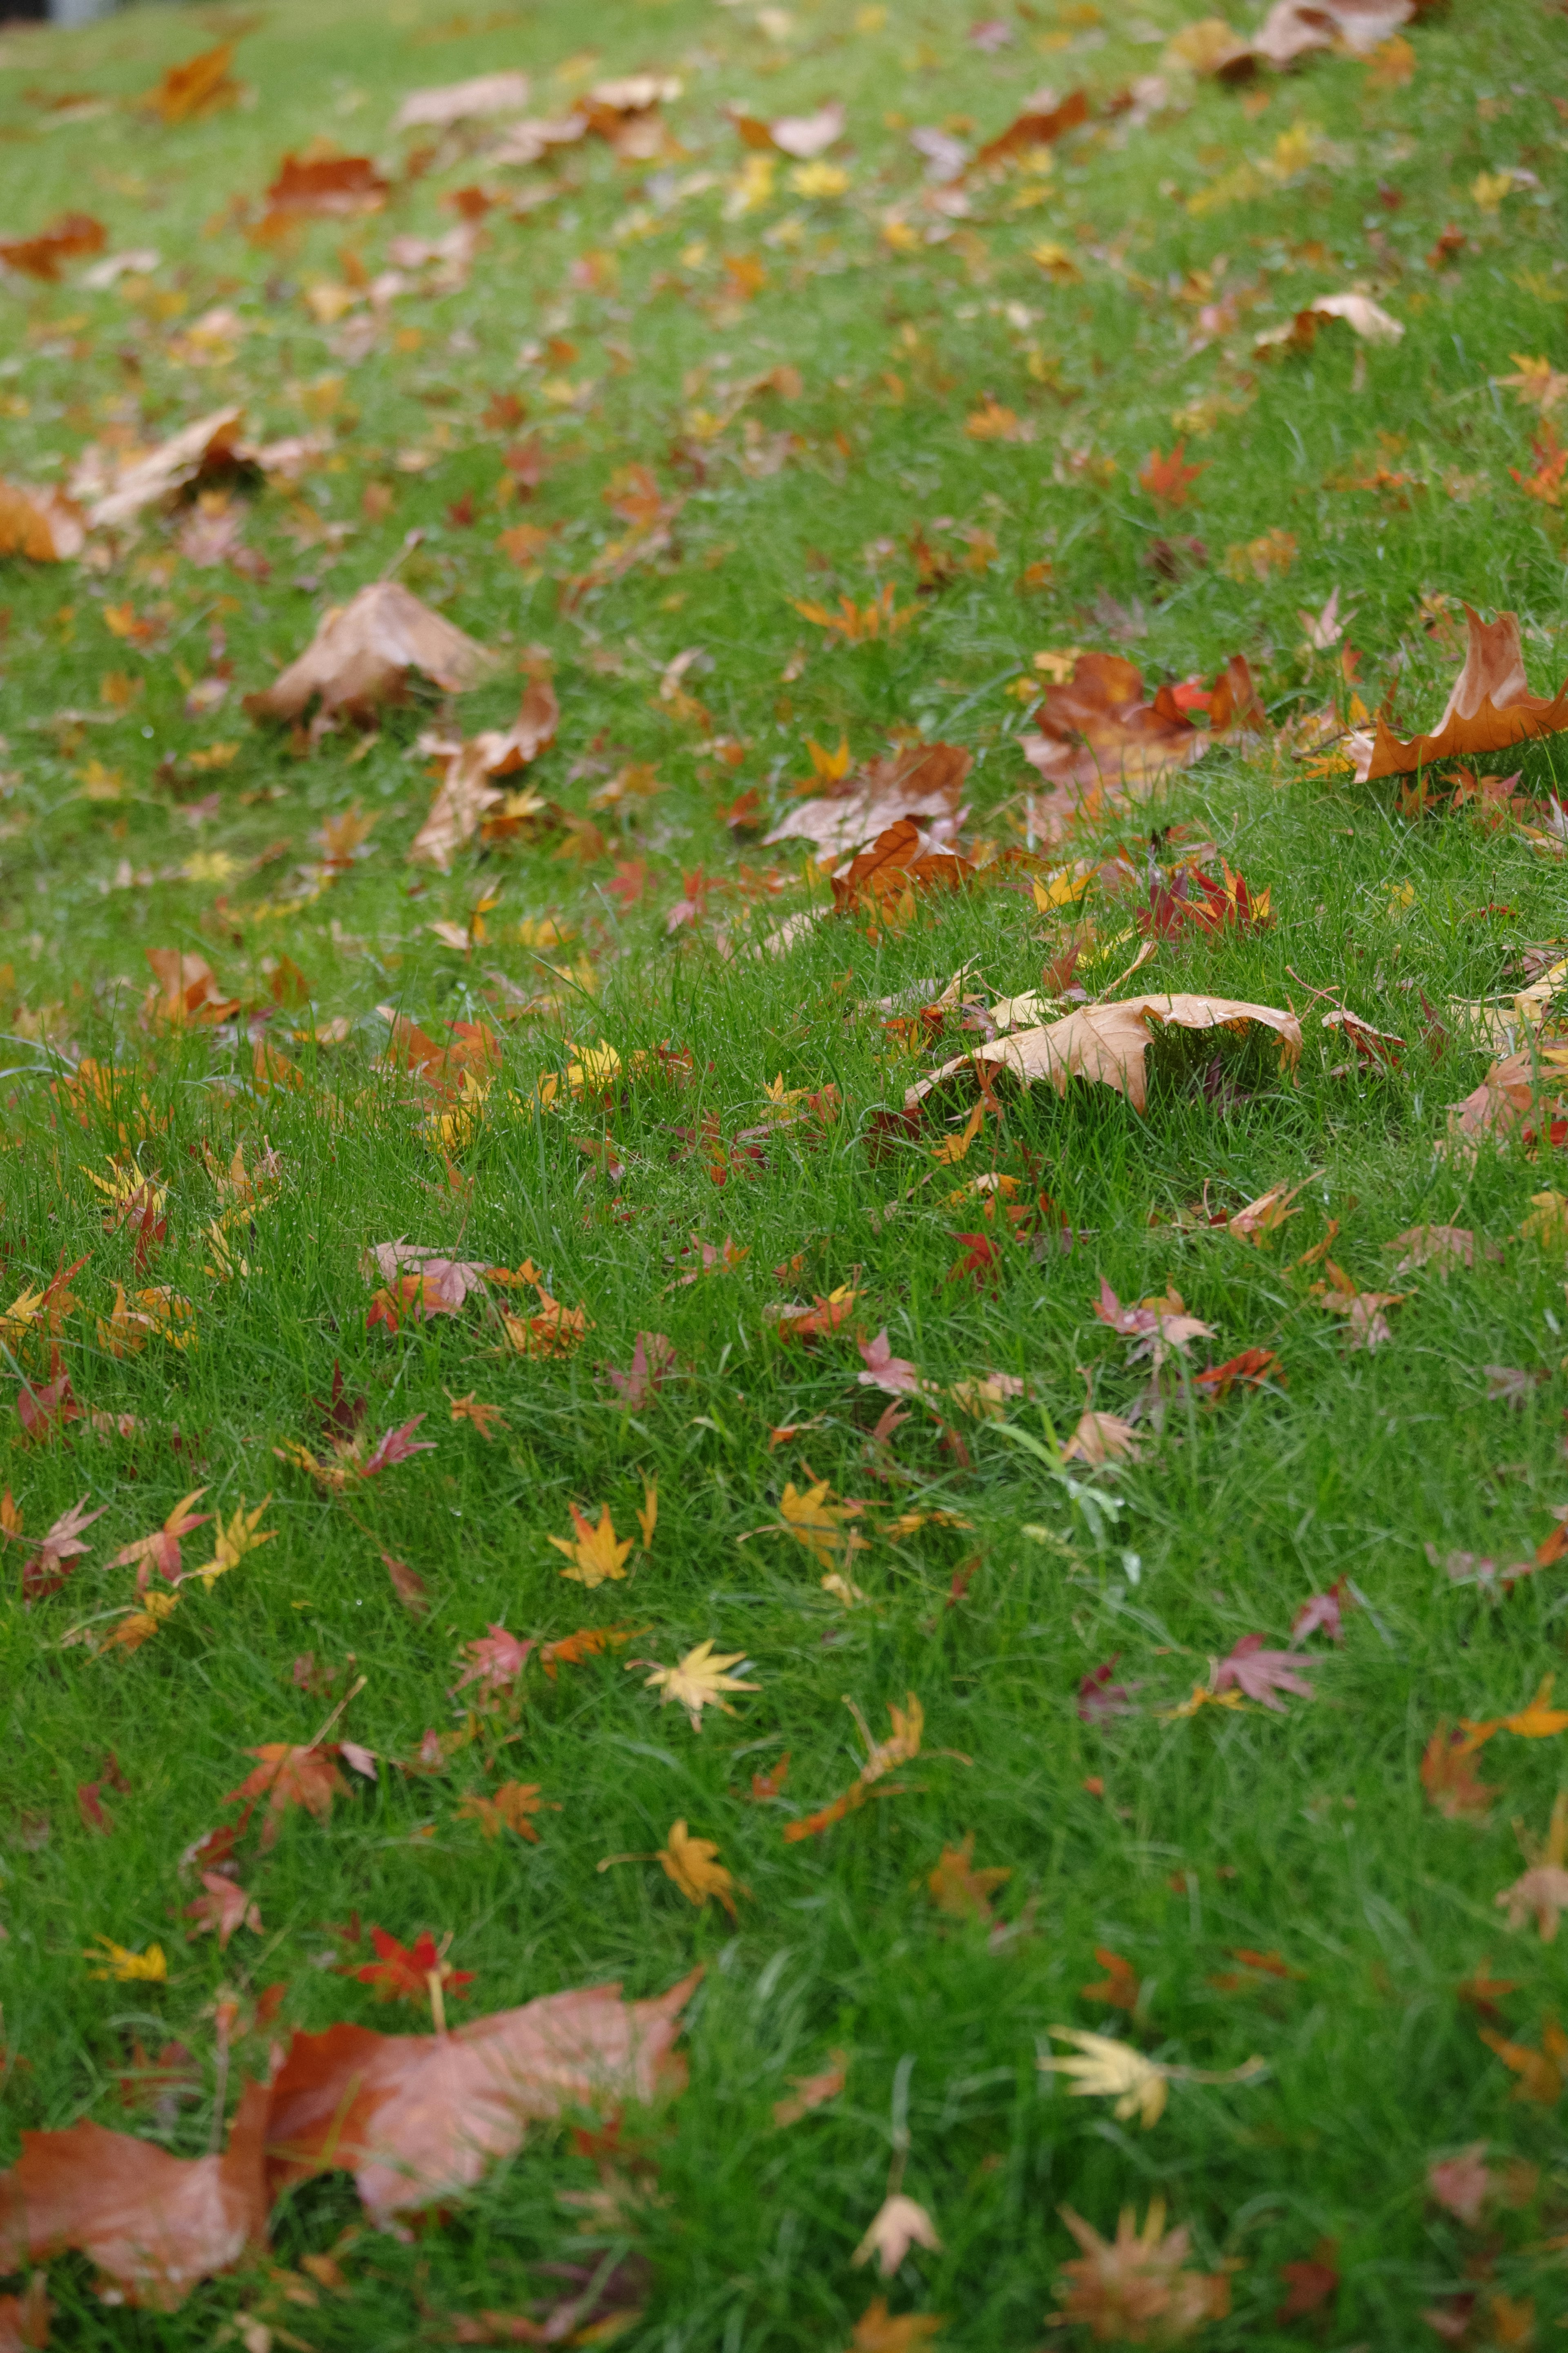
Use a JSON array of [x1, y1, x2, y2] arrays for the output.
[[187, 1496, 276, 1592], [778, 1479, 864, 1569], [1040, 2027, 1169, 2128], [657, 1820, 744, 1919], [641, 1639, 759, 1732], [637, 1477, 658, 1550], [84, 1936, 167, 1983], [548, 1501, 634, 1588]]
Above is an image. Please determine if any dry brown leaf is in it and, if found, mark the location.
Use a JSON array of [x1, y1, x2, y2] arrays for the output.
[[1021, 651, 1263, 802], [0, 211, 105, 282], [246, 582, 496, 723], [732, 99, 845, 157], [265, 1972, 698, 2224], [76, 406, 246, 530], [394, 71, 531, 130], [1060, 1410, 1143, 1466], [906, 992, 1302, 1117], [1351, 606, 1568, 781], [1053, 2197, 1232, 2342], [141, 42, 243, 125], [262, 153, 390, 222], [0, 2079, 269, 2309], [0, 480, 85, 563], [410, 679, 559, 870], [763, 742, 970, 862]]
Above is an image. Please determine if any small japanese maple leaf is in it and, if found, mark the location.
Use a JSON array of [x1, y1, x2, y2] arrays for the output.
[[1421, 1724, 1500, 1819], [223, 1743, 350, 1848], [1427, 2144, 1493, 2227], [450, 1623, 532, 1698], [310, 1360, 366, 1445], [352, 1926, 475, 2007], [1077, 1658, 1140, 1724], [183, 1870, 262, 1948], [18, 1494, 108, 1602], [1213, 1633, 1320, 1713], [852, 2194, 943, 2277], [448, 1391, 508, 1440], [548, 1501, 634, 1588], [16, 1369, 81, 1443], [772, 2047, 845, 2128], [1053, 2199, 1230, 2338], [185, 1496, 276, 1590], [673, 1231, 748, 1285], [1138, 439, 1208, 507], [1082, 1949, 1140, 2010], [603, 1330, 679, 1407], [538, 1622, 644, 1679], [776, 1479, 865, 1568], [1290, 1588, 1346, 1645], [1093, 1279, 1212, 1364], [856, 1328, 925, 1398], [360, 1415, 436, 1478], [639, 1639, 759, 1732], [112, 1487, 212, 1584], [655, 1820, 742, 1919], [926, 1833, 1011, 1922], [456, 1780, 551, 1841]]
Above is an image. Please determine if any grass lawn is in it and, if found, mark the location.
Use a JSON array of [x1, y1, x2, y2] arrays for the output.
[[1, 0, 1568, 2341]]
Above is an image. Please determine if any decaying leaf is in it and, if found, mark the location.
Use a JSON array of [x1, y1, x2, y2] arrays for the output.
[[764, 742, 970, 863], [1349, 606, 1568, 781], [783, 1694, 926, 1842], [410, 679, 559, 871], [246, 582, 496, 723], [0, 2079, 270, 2309], [74, 405, 247, 530], [926, 1834, 1011, 1921], [394, 70, 532, 130], [1053, 2197, 1233, 2343], [265, 1971, 698, 2226], [853, 2194, 943, 2277], [773, 2049, 847, 2127], [907, 993, 1302, 1118], [0, 479, 86, 563], [1021, 651, 1263, 797]]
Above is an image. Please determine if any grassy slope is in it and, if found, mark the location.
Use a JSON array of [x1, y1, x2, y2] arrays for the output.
[[1, 0, 1567, 2342]]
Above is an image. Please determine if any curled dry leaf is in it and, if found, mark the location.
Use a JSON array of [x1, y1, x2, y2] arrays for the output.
[[764, 742, 970, 863], [905, 993, 1302, 1118], [75, 405, 247, 530], [731, 98, 845, 157], [1053, 2198, 1233, 2344], [265, 1970, 698, 2226], [0, 210, 106, 281], [410, 678, 560, 872], [0, 2079, 270, 2309], [393, 70, 532, 129], [0, 480, 86, 562], [1060, 1410, 1143, 1467], [853, 2194, 943, 2277], [1350, 607, 1568, 781], [1021, 651, 1263, 796], [246, 582, 497, 723]]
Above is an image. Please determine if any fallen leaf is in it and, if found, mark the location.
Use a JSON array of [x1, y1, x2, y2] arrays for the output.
[[639, 1640, 759, 1732], [265, 1971, 698, 2224], [1021, 651, 1262, 798], [141, 40, 243, 125], [0, 209, 105, 282], [457, 1782, 549, 1842], [1138, 442, 1207, 508], [223, 1744, 351, 1849], [0, 479, 86, 562], [1052, 2197, 1233, 2342], [763, 741, 970, 863], [1277, 2242, 1339, 2322], [926, 1834, 1011, 1922], [183, 1872, 261, 1949], [76, 405, 247, 530], [0, 2079, 269, 2308], [656, 1820, 742, 1919], [1040, 2029, 1168, 2127], [1421, 1726, 1498, 1827], [450, 1624, 532, 1699], [1213, 1634, 1319, 1713], [82, 1938, 167, 1984], [1428, 2143, 1494, 2227], [783, 1694, 925, 1842], [906, 993, 1301, 1117], [1479, 2016, 1568, 2104], [846, 2299, 944, 2353], [409, 680, 559, 870], [246, 582, 496, 724], [394, 69, 532, 130], [853, 2195, 942, 2277], [1351, 605, 1568, 780], [448, 1392, 508, 1440], [856, 1329, 927, 1398], [18, 1494, 107, 1604], [548, 1501, 634, 1588], [1060, 1410, 1143, 1465], [773, 2049, 846, 2127], [184, 1497, 275, 1592], [351, 1927, 475, 2010], [1082, 1949, 1141, 2011], [112, 1488, 211, 1585]]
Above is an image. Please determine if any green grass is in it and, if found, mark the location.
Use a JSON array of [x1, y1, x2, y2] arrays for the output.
[[1, 0, 1568, 2342]]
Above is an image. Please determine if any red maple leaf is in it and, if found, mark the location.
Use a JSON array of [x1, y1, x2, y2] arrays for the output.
[[450, 1623, 533, 1697], [359, 1415, 436, 1478], [1213, 1633, 1320, 1713], [1138, 439, 1207, 507], [352, 1926, 475, 2006], [19, 1494, 108, 1601]]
